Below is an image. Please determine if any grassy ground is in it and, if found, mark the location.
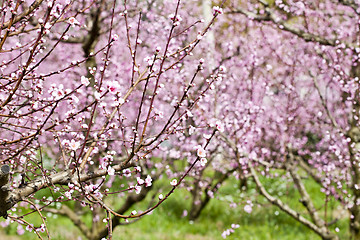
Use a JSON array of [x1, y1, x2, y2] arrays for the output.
[[0, 173, 349, 240]]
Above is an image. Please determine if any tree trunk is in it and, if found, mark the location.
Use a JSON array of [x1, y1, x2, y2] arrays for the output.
[[349, 62, 360, 240], [189, 195, 210, 221]]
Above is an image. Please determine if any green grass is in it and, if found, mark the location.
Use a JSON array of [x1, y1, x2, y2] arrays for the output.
[[111, 187, 326, 240], [0, 172, 350, 240]]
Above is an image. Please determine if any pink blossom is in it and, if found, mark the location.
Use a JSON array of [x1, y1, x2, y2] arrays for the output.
[[244, 204, 252, 213], [207, 190, 214, 198], [221, 229, 231, 239], [231, 224, 240, 229], [107, 81, 121, 94], [0, 220, 9, 228], [17, 225, 25, 235]]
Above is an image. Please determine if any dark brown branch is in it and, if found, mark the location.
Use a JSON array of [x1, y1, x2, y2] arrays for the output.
[[0, 165, 11, 218], [1, 0, 44, 30], [0, 162, 133, 218], [227, 6, 342, 47]]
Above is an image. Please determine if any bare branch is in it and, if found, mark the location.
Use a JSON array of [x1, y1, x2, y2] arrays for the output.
[[227, 6, 341, 47], [1, 0, 45, 30], [286, 153, 326, 229], [45, 205, 91, 239], [249, 165, 338, 240], [1, 161, 133, 217]]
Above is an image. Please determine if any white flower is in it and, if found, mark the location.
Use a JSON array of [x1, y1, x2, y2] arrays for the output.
[[158, 194, 164, 200], [215, 120, 224, 132], [112, 34, 119, 41], [69, 139, 80, 151], [81, 76, 90, 86], [137, 177, 145, 185], [203, 134, 212, 139], [64, 191, 72, 199], [51, 84, 65, 100], [135, 185, 141, 194], [107, 167, 115, 176], [186, 110, 193, 117], [219, 65, 227, 73], [123, 169, 131, 177], [200, 158, 207, 166], [118, 98, 125, 105], [196, 146, 206, 158], [145, 175, 152, 187], [144, 56, 154, 66], [20, 156, 26, 164], [213, 6, 223, 15], [189, 125, 195, 135], [25, 224, 33, 232], [68, 17, 80, 26], [170, 179, 177, 186], [44, 22, 51, 29], [94, 91, 101, 100]]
